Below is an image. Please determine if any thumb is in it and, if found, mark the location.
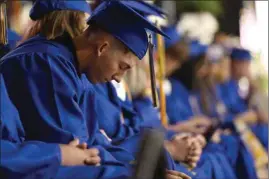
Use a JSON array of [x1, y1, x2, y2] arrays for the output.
[[174, 133, 191, 140], [69, 138, 79, 146]]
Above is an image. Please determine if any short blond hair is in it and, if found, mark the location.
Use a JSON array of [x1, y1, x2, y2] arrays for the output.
[[21, 10, 87, 42]]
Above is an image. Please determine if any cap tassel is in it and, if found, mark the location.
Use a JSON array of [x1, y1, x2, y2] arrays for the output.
[[148, 34, 159, 108]]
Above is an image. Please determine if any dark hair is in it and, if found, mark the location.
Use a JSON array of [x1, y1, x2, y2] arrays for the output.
[[166, 40, 189, 62], [172, 53, 220, 115], [172, 54, 206, 91]]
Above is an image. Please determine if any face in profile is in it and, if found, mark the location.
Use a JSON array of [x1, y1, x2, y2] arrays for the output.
[[218, 57, 231, 82], [86, 37, 138, 84], [231, 60, 251, 80], [195, 57, 210, 79], [209, 62, 220, 79]]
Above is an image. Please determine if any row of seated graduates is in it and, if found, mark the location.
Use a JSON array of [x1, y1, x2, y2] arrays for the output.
[[93, 24, 268, 179], [1, 0, 202, 179], [1, 0, 267, 179]]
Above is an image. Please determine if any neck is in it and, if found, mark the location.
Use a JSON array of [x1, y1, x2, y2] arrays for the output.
[[73, 35, 94, 74], [165, 61, 180, 77]]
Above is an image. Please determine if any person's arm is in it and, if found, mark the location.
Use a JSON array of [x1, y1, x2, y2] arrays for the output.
[[60, 139, 101, 166], [1, 52, 88, 143], [0, 140, 61, 179], [166, 170, 191, 179], [93, 92, 139, 143], [1, 51, 131, 178], [164, 134, 202, 168], [167, 116, 212, 134]]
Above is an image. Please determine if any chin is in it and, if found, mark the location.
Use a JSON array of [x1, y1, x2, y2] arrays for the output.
[[91, 78, 105, 84], [85, 74, 96, 84]]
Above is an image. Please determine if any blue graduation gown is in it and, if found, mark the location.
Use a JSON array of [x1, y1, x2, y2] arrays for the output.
[[165, 78, 194, 125], [94, 83, 141, 143], [1, 140, 61, 179], [0, 34, 133, 178], [94, 82, 178, 142], [93, 82, 209, 179], [191, 81, 257, 179], [165, 78, 239, 179], [220, 79, 268, 150], [1, 75, 61, 179]]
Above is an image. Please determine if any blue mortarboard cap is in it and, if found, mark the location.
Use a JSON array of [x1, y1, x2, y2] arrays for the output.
[[230, 47, 251, 61], [30, 0, 92, 21], [100, 0, 165, 17], [87, 0, 169, 60], [189, 40, 208, 58], [161, 25, 181, 49], [121, 0, 165, 17]]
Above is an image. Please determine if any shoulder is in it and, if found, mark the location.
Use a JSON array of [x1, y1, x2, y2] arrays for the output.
[[169, 78, 189, 94], [1, 43, 77, 78]]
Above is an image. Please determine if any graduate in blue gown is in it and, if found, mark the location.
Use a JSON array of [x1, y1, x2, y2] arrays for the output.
[[172, 41, 259, 179], [1, 74, 106, 179], [155, 27, 238, 179], [93, 80, 207, 179], [220, 48, 268, 150], [206, 46, 263, 179], [0, 84, 60, 179], [1, 0, 188, 178], [92, 28, 208, 178]]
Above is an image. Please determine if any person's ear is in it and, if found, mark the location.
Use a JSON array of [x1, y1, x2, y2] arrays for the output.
[[97, 41, 109, 57]]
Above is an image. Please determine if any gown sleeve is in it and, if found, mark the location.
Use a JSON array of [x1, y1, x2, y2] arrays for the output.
[[0, 140, 60, 179], [1, 52, 89, 143]]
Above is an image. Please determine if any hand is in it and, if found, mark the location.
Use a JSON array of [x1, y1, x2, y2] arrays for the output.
[[60, 139, 101, 166], [236, 110, 258, 124], [193, 134, 206, 148], [166, 170, 191, 179], [189, 116, 213, 128], [211, 129, 222, 143], [185, 139, 202, 168], [164, 136, 194, 162], [170, 135, 202, 168]]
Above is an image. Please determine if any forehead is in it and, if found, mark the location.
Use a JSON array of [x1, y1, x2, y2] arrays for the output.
[[232, 60, 250, 65], [123, 51, 139, 66]]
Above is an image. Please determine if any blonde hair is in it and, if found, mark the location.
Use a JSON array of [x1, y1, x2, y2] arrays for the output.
[[21, 10, 87, 42]]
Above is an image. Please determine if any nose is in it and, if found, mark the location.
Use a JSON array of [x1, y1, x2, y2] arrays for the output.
[[112, 75, 122, 83]]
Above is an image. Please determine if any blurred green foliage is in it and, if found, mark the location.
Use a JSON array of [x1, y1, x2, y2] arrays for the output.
[[176, 1, 223, 16], [253, 53, 269, 95]]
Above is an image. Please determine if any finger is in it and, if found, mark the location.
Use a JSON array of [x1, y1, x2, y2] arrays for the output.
[[187, 155, 200, 163], [86, 148, 99, 157], [177, 172, 192, 179], [68, 138, 79, 146], [196, 128, 208, 134], [188, 162, 197, 169], [166, 170, 191, 179], [166, 173, 183, 179], [77, 142, 88, 150], [84, 156, 101, 165], [196, 135, 206, 145], [189, 148, 202, 156], [174, 133, 191, 140], [186, 138, 196, 147], [191, 141, 202, 151], [166, 170, 182, 175]]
